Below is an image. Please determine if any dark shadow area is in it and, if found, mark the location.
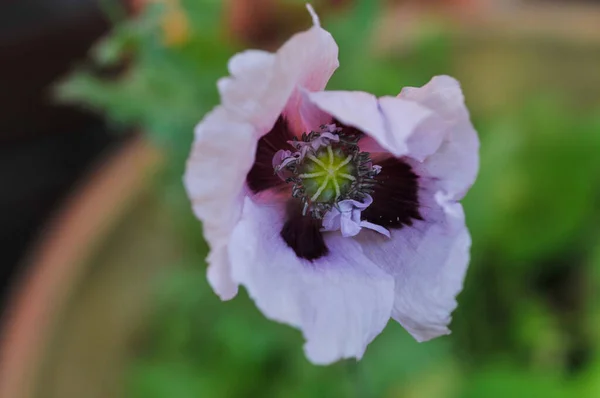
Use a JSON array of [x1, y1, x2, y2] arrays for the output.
[[0, 0, 126, 311]]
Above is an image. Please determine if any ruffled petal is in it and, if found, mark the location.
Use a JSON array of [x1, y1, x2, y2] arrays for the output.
[[183, 106, 257, 300], [278, 19, 339, 134], [355, 191, 470, 341], [306, 91, 432, 157], [378, 96, 444, 162], [228, 198, 395, 365], [206, 246, 238, 300], [399, 75, 480, 200], [217, 50, 277, 134], [218, 9, 338, 136], [299, 87, 333, 132]]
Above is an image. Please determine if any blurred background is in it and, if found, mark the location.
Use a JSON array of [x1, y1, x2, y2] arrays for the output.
[[1, 0, 600, 397]]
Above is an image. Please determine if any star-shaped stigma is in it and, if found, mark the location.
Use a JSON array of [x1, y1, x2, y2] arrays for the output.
[[300, 145, 356, 202]]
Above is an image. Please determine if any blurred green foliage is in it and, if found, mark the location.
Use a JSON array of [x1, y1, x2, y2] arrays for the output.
[[58, 0, 600, 397]]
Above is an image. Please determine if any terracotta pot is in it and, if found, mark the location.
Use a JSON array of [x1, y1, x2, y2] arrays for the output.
[[0, 138, 162, 398]]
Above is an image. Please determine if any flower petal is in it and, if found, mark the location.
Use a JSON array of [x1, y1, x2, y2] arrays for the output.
[[307, 90, 389, 148], [183, 106, 257, 299], [299, 87, 333, 132], [217, 50, 277, 133], [378, 96, 443, 162], [306, 91, 432, 157], [206, 246, 238, 300], [399, 75, 480, 199], [218, 10, 338, 136], [355, 191, 470, 341], [228, 198, 395, 364], [278, 25, 339, 134]]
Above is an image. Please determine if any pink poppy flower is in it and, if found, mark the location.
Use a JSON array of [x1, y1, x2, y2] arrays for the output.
[[184, 5, 479, 365]]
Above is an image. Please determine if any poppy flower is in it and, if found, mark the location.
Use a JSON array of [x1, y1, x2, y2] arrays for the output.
[[184, 5, 479, 364]]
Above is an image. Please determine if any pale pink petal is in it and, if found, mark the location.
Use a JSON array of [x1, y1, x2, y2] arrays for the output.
[[299, 88, 333, 132], [183, 106, 257, 299], [307, 91, 432, 157], [278, 23, 339, 134], [228, 198, 395, 365], [218, 9, 338, 136], [355, 191, 470, 341], [358, 135, 387, 154], [307, 91, 389, 148], [217, 50, 277, 134], [399, 75, 479, 200], [206, 246, 238, 300], [378, 96, 443, 161]]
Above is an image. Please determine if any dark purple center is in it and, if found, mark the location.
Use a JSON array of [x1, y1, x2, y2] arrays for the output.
[[246, 116, 422, 261], [246, 116, 293, 194]]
